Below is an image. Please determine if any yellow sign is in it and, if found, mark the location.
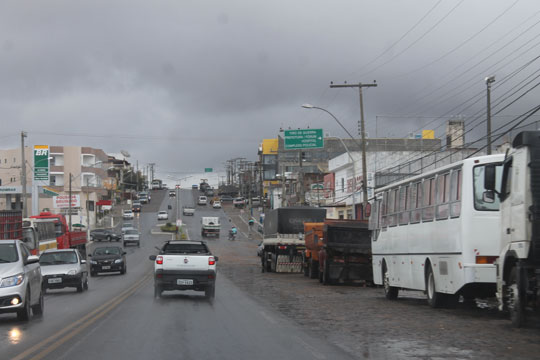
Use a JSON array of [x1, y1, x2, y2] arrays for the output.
[[422, 130, 435, 139], [262, 139, 279, 155]]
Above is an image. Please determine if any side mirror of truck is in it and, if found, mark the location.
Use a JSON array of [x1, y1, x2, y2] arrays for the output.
[[214, 256, 219, 262], [484, 165, 496, 191], [168, 205, 172, 210], [149, 255, 156, 261]]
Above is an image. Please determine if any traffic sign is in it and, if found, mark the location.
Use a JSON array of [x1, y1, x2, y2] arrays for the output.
[[205, 168, 213, 172], [284, 129, 324, 150]]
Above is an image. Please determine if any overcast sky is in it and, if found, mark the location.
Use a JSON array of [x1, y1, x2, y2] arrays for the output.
[[2, 0, 539, 178]]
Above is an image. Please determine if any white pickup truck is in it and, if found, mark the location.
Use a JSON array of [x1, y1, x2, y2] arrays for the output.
[[149, 240, 218, 299]]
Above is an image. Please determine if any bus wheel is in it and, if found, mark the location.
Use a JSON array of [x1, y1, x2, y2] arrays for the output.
[[426, 265, 443, 308], [506, 267, 525, 327], [383, 263, 398, 300]]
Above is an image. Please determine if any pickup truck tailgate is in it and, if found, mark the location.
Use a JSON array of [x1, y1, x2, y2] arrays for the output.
[[162, 255, 210, 271]]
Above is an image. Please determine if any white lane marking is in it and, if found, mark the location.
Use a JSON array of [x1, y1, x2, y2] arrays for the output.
[[295, 336, 327, 360], [259, 311, 277, 324]]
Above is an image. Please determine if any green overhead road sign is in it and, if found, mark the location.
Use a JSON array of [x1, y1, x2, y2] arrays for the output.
[[205, 168, 213, 172], [284, 129, 324, 150]]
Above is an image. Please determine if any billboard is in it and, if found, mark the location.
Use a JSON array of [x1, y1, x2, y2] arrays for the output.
[[53, 195, 80, 208], [33, 145, 50, 184]]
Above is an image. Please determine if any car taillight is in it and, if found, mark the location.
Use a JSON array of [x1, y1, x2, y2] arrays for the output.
[[209, 257, 215, 265], [476, 256, 498, 264], [208, 274, 215, 279], [156, 256, 163, 265], [278, 246, 287, 250]]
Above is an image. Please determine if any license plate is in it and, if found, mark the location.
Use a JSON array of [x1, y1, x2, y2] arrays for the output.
[[48, 278, 62, 284], [177, 279, 193, 286], [102, 265, 111, 270]]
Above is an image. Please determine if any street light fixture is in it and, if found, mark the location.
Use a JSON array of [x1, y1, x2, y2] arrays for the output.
[[302, 104, 369, 219]]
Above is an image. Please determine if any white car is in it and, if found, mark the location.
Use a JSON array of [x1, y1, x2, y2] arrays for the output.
[[39, 249, 88, 293], [0, 240, 44, 321], [198, 196, 208, 205], [123, 210, 134, 220], [157, 211, 169, 220], [212, 201, 222, 209], [121, 223, 134, 234]]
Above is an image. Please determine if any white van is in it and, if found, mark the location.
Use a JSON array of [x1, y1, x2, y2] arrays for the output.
[[198, 196, 208, 205]]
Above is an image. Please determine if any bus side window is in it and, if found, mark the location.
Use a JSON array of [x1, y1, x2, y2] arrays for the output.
[[436, 173, 450, 220], [399, 185, 410, 225], [410, 182, 421, 223], [422, 178, 435, 222], [381, 191, 388, 228], [388, 188, 398, 227], [450, 169, 462, 217]]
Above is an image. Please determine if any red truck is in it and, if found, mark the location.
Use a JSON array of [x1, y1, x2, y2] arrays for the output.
[[318, 219, 372, 285], [30, 212, 88, 256]]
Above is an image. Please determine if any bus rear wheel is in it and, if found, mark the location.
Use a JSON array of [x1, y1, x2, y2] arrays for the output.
[[426, 265, 444, 308], [383, 263, 398, 300]]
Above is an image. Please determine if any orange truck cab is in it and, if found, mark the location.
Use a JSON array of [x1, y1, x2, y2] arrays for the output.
[[302, 222, 324, 279]]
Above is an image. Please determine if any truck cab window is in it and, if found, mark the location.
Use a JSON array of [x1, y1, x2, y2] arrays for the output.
[[473, 164, 503, 211], [500, 158, 513, 201]]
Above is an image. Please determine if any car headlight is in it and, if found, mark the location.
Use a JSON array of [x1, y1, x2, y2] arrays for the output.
[[67, 270, 79, 276], [0, 273, 25, 288], [114, 259, 123, 264], [90, 260, 97, 265]]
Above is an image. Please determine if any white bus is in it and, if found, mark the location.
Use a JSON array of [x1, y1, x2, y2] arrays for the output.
[[22, 218, 58, 255], [370, 154, 504, 307]]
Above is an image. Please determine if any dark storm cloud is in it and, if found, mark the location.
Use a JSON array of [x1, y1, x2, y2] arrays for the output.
[[1, 0, 539, 173]]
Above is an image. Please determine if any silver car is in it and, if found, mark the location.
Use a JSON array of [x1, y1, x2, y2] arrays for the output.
[[0, 240, 44, 321], [39, 249, 88, 293], [123, 229, 140, 247]]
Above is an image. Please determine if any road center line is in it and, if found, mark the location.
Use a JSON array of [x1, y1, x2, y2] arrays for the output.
[[12, 274, 152, 360]]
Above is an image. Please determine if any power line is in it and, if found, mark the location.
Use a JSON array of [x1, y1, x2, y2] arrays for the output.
[[359, 0, 465, 77], [350, 0, 444, 76]]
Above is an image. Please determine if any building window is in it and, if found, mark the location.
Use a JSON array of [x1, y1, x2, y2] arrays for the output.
[[338, 211, 344, 220], [50, 175, 56, 186], [347, 209, 353, 219]]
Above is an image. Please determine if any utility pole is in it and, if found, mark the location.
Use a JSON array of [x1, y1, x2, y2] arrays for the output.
[[136, 160, 139, 192], [149, 163, 155, 184], [298, 150, 304, 205], [69, 173, 72, 231], [21, 131, 27, 217], [485, 76, 496, 155], [330, 81, 377, 219]]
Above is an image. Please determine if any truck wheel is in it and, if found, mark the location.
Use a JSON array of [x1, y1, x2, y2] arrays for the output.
[[507, 267, 526, 327], [322, 260, 331, 285], [17, 287, 31, 321], [309, 259, 318, 279], [205, 284, 215, 299], [31, 290, 44, 316], [383, 263, 399, 300], [154, 284, 162, 298], [426, 265, 443, 308]]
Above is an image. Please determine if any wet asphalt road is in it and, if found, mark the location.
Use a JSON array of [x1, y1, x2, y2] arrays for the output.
[[0, 189, 354, 360]]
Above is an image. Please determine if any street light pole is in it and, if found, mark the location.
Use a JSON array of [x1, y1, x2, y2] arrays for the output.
[[485, 75, 496, 155], [302, 105, 360, 219]]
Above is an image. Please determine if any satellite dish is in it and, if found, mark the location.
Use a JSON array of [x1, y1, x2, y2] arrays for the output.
[[120, 150, 130, 158]]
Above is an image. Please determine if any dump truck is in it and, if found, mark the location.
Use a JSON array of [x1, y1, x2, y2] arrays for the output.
[[261, 207, 326, 273], [318, 219, 372, 285], [302, 222, 324, 279]]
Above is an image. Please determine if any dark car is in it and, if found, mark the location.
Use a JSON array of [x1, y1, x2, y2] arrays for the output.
[[132, 201, 142, 212], [90, 229, 121, 242], [89, 246, 126, 276], [220, 195, 234, 202], [205, 189, 215, 197]]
